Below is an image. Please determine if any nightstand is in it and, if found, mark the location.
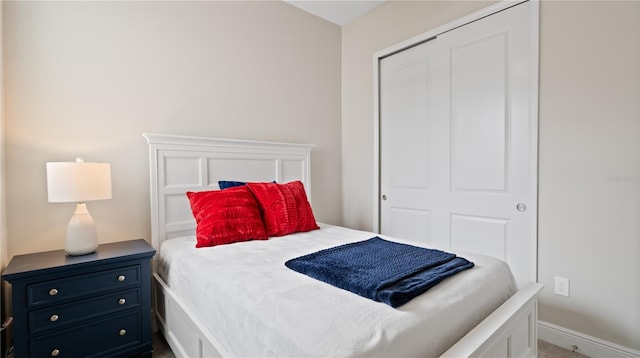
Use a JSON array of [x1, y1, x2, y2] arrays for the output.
[[2, 239, 156, 357]]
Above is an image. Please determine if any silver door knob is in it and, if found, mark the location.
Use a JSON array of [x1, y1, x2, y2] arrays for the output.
[[382, 194, 387, 201], [50, 314, 59, 322], [117, 275, 126, 282], [118, 298, 126, 305], [516, 203, 527, 212], [49, 288, 58, 296], [119, 329, 127, 336], [51, 349, 60, 357]]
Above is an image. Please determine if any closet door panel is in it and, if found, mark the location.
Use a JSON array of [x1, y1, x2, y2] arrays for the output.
[[388, 208, 431, 244], [380, 39, 441, 246], [451, 32, 508, 192], [438, 1, 535, 287], [389, 61, 430, 189]]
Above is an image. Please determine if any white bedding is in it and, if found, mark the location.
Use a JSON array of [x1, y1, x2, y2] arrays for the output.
[[157, 224, 517, 357]]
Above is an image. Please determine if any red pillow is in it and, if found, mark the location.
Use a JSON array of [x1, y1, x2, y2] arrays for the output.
[[247, 181, 319, 237], [186, 186, 267, 247]]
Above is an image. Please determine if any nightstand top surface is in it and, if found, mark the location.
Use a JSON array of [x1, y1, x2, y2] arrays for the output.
[[2, 239, 156, 281]]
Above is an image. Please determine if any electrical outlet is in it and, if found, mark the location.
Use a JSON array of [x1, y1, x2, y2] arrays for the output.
[[554, 276, 569, 297]]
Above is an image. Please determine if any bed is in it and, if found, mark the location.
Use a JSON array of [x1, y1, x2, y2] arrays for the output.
[[143, 133, 542, 357]]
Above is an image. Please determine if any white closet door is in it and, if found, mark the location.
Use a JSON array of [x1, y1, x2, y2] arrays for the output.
[[380, 1, 536, 287], [380, 37, 445, 245]]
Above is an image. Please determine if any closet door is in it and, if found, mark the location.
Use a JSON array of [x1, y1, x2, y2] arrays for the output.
[[379, 37, 445, 246], [379, 1, 536, 287]]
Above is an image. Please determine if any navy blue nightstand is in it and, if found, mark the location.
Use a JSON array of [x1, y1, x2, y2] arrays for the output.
[[2, 239, 156, 357]]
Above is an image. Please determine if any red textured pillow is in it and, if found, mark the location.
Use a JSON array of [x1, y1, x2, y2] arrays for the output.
[[247, 181, 319, 237], [186, 186, 267, 247]]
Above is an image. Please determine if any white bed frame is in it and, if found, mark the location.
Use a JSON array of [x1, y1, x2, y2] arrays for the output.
[[143, 133, 542, 358]]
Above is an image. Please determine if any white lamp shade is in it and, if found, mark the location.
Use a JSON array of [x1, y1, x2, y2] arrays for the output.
[[46, 161, 112, 203]]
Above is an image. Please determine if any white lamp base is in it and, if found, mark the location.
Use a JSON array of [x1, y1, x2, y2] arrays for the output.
[[66, 203, 99, 256]]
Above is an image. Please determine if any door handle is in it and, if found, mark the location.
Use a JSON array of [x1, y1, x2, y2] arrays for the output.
[[382, 194, 387, 201], [516, 203, 527, 212]]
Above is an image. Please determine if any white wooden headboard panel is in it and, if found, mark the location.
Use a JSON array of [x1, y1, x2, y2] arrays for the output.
[[143, 133, 314, 252]]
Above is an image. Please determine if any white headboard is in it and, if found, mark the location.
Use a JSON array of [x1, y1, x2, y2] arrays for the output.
[[143, 133, 314, 252]]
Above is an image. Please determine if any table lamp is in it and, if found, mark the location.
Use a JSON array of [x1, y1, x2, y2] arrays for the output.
[[46, 158, 112, 256]]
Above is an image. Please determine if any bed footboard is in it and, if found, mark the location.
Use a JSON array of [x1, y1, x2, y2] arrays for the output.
[[155, 271, 542, 358], [154, 273, 228, 358], [441, 283, 543, 358]]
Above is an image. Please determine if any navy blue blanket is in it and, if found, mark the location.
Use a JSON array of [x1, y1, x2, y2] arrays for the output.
[[285, 237, 474, 307]]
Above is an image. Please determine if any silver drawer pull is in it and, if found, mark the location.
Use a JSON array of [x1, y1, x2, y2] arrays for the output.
[[118, 298, 126, 305], [117, 275, 126, 282], [51, 349, 60, 357], [49, 288, 58, 296], [50, 314, 59, 322], [119, 329, 127, 336]]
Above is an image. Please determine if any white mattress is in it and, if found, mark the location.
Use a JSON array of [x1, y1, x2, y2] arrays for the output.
[[157, 224, 517, 357]]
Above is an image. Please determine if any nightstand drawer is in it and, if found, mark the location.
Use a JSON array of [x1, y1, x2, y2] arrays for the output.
[[29, 288, 141, 335], [27, 265, 140, 307], [29, 310, 141, 357]]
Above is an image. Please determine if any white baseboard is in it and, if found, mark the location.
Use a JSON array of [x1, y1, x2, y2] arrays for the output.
[[538, 320, 640, 358]]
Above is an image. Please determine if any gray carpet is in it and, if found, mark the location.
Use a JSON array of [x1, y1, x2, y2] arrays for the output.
[[152, 332, 176, 358], [153, 333, 588, 357], [538, 340, 590, 358]]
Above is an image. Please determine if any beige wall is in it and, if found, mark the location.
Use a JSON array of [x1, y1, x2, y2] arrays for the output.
[[342, 0, 639, 351], [0, 0, 5, 302], [537, 1, 639, 348], [1, 2, 10, 352], [1, 0, 5, 267], [3, 1, 342, 257]]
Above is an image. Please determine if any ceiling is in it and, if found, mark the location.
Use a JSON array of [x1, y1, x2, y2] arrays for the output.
[[283, 1, 385, 26]]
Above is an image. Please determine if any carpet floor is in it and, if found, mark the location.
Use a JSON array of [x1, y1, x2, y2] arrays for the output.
[[538, 340, 590, 358]]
